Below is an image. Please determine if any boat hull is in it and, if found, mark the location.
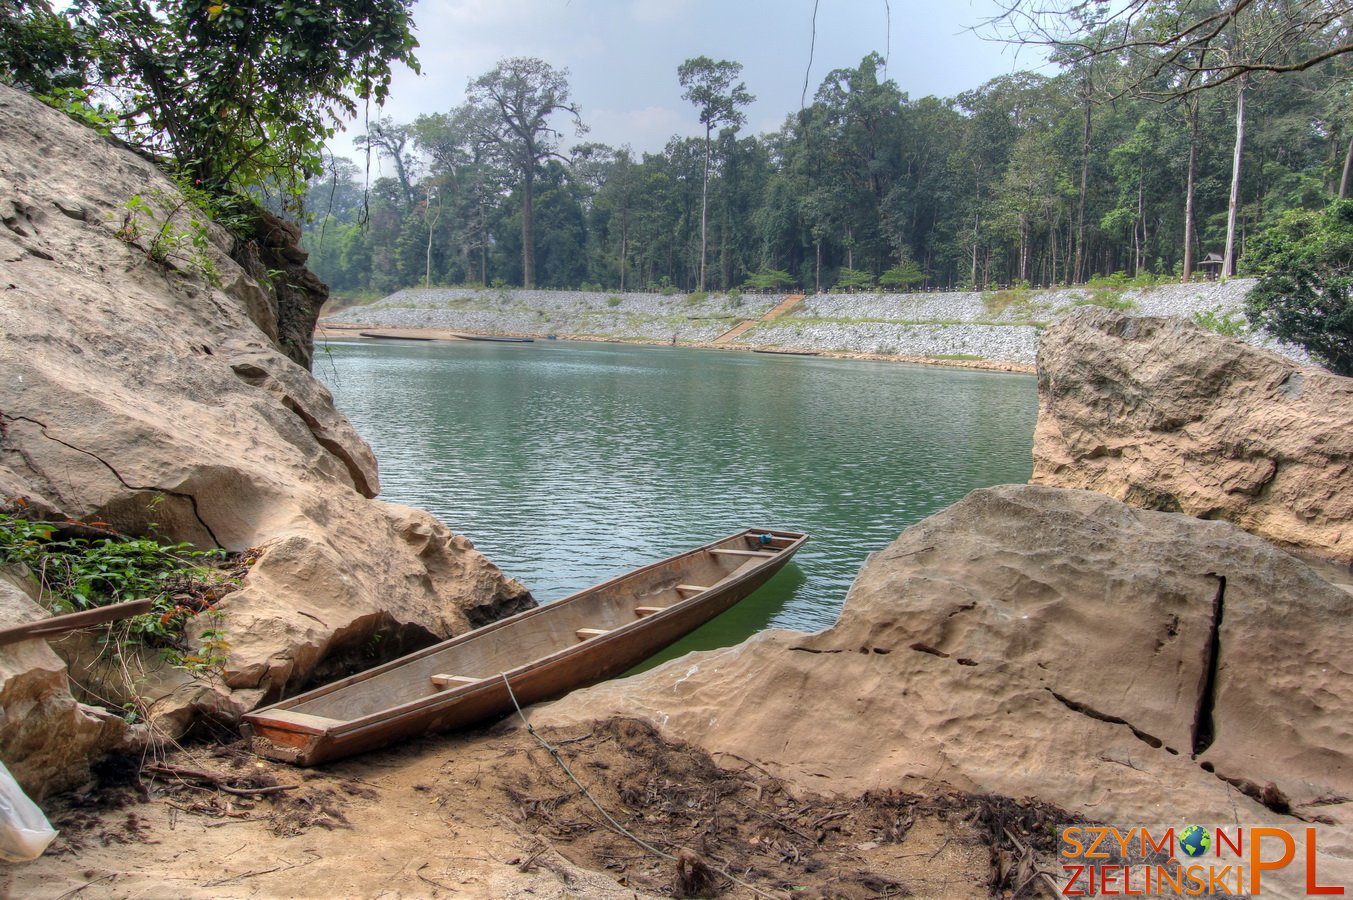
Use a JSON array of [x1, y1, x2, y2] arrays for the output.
[[451, 333, 535, 343], [242, 529, 807, 765]]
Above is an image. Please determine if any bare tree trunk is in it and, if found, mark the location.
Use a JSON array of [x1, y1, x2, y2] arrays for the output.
[[479, 201, 488, 284], [1135, 177, 1144, 275], [521, 167, 536, 288], [1223, 76, 1247, 278], [1075, 66, 1092, 283], [1341, 129, 1353, 199], [970, 212, 979, 288], [620, 212, 629, 292], [815, 238, 822, 293], [1020, 216, 1030, 284], [698, 127, 711, 292], [1183, 100, 1199, 282], [1050, 213, 1059, 286]]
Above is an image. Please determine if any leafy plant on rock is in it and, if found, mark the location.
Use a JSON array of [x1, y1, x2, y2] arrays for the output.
[[0, 511, 242, 675]]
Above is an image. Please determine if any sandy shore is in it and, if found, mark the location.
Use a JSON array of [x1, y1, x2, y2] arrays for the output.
[[10, 717, 1013, 899], [316, 321, 1037, 375]]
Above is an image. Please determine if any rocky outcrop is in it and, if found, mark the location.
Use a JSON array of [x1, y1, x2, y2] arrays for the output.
[[0, 571, 146, 800], [229, 209, 328, 370], [1033, 308, 1353, 562], [0, 83, 532, 786], [537, 486, 1353, 834]]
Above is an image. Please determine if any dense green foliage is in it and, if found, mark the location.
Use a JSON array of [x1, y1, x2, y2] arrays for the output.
[[1, 0, 418, 201], [1245, 199, 1353, 374], [306, 38, 1348, 300], [0, 513, 235, 672]]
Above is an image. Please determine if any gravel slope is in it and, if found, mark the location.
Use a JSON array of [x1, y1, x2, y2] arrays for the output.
[[329, 281, 1312, 366]]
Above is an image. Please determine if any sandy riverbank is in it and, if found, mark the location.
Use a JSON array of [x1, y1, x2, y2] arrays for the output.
[[316, 321, 1037, 375], [10, 716, 1024, 899]]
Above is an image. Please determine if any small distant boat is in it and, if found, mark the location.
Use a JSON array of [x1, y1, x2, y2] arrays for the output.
[[358, 331, 436, 341], [752, 348, 820, 357], [451, 333, 535, 343], [242, 528, 808, 766]]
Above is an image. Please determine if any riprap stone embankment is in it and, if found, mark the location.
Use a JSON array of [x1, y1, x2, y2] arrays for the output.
[[329, 280, 1309, 367]]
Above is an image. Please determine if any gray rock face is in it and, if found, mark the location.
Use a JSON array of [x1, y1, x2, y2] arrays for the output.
[[0, 83, 532, 790], [1034, 307, 1353, 562], [538, 486, 1353, 841], [0, 572, 146, 801]]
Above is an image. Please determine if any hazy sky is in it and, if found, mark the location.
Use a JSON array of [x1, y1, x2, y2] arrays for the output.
[[345, 0, 1046, 160]]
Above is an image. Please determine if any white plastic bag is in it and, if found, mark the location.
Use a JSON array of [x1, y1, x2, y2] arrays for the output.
[[0, 760, 57, 862]]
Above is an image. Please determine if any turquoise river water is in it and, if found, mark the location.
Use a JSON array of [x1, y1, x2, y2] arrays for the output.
[[315, 339, 1038, 665]]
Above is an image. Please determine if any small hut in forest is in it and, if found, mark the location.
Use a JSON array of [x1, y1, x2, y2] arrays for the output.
[[1198, 252, 1225, 280]]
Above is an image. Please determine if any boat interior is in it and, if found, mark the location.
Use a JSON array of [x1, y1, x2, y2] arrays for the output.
[[280, 530, 801, 722]]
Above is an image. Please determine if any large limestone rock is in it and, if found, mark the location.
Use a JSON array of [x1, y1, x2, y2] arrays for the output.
[[0, 82, 532, 777], [1033, 307, 1353, 562], [538, 486, 1353, 836], [0, 571, 145, 800]]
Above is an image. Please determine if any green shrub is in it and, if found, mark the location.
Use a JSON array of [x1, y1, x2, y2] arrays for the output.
[[879, 261, 926, 288], [1085, 271, 1163, 290], [1072, 289, 1138, 312], [1244, 199, 1353, 374], [832, 267, 875, 292], [0, 512, 237, 675], [983, 286, 1034, 316], [606, 296, 623, 307], [1192, 307, 1248, 338], [742, 269, 795, 291]]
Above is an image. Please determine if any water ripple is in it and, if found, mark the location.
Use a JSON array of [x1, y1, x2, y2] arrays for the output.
[[316, 340, 1037, 655]]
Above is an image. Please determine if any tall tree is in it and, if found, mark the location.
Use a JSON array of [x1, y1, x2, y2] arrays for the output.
[[460, 57, 585, 288], [678, 56, 754, 291], [592, 148, 641, 290], [356, 117, 418, 210], [11, 0, 419, 201], [987, 1, 1353, 92]]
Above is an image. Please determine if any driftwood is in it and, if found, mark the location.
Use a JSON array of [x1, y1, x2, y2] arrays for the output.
[[144, 763, 299, 797], [0, 599, 154, 647]]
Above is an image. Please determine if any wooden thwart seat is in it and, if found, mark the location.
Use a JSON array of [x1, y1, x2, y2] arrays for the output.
[[430, 674, 480, 688], [674, 584, 709, 594], [257, 708, 344, 729], [576, 628, 609, 641], [634, 606, 668, 617], [711, 548, 778, 558]]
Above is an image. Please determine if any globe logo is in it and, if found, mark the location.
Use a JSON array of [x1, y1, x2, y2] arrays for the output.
[[1179, 825, 1212, 858]]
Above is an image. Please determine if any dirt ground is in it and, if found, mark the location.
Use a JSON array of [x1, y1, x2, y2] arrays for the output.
[[5, 717, 1068, 899]]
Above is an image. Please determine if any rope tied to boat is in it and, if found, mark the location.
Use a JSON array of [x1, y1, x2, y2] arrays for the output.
[[498, 672, 784, 900]]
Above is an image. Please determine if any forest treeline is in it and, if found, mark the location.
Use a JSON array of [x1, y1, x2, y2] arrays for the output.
[[304, 42, 1350, 298]]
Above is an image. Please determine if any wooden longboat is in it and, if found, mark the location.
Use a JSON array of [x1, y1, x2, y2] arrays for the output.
[[751, 348, 820, 357], [450, 333, 535, 343], [357, 331, 437, 341], [241, 528, 808, 765]]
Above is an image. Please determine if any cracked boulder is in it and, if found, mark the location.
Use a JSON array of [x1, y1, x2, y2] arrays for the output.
[[1033, 307, 1353, 563], [537, 485, 1353, 833], [0, 82, 532, 766]]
